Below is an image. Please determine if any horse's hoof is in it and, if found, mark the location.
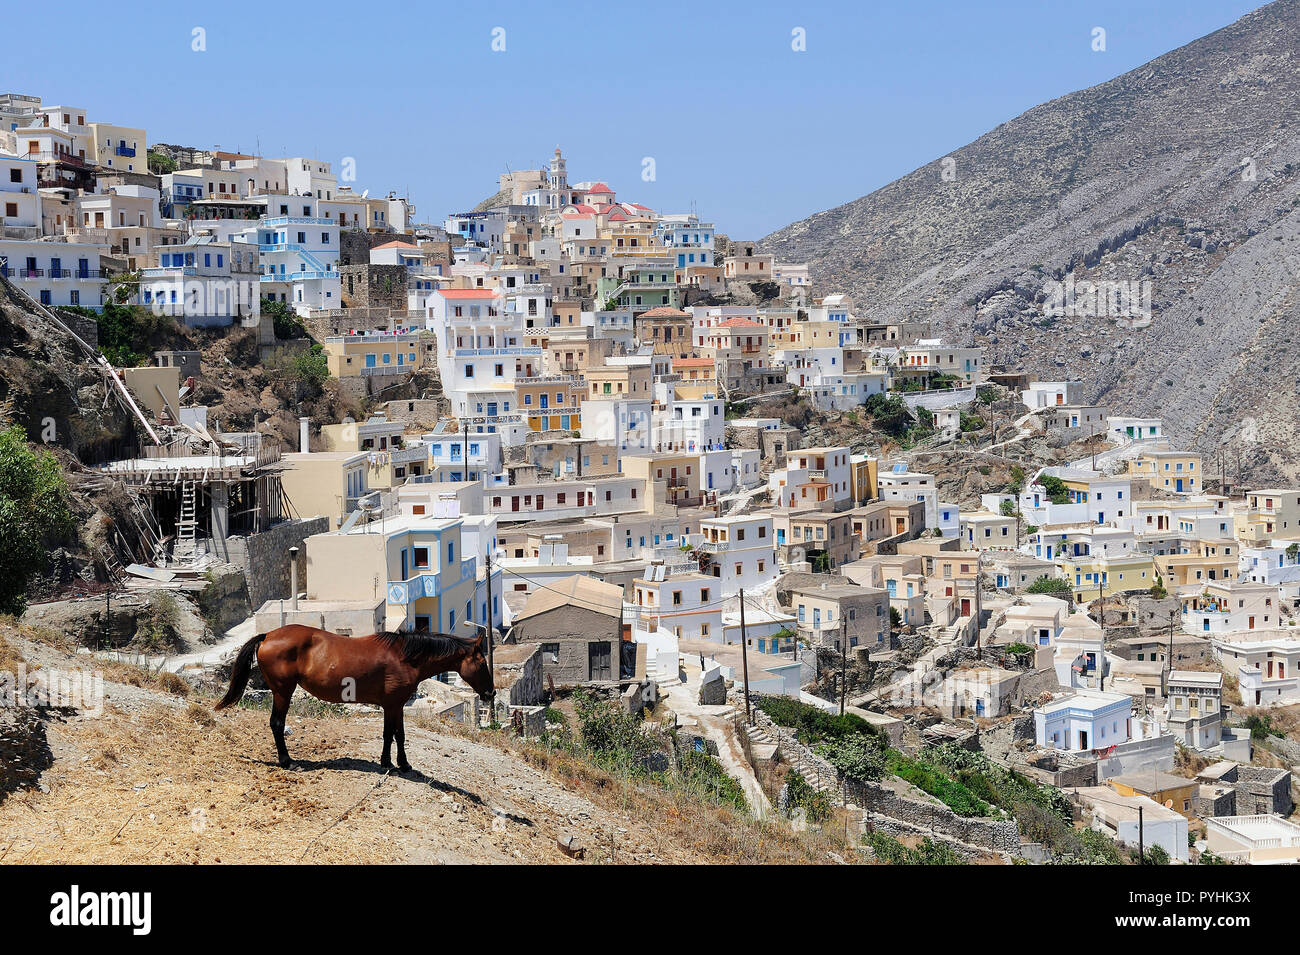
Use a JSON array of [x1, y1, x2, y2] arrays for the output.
[[278, 760, 292, 769], [397, 764, 413, 774]]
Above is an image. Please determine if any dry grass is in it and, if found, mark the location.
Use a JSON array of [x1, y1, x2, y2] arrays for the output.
[[0, 632, 24, 673], [3, 694, 836, 865], [416, 713, 849, 864], [1174, 744, 1214, 775], [0, 704, 388, 865]]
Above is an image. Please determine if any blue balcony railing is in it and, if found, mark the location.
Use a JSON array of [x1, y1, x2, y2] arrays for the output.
[[114, 146, 136, 157]]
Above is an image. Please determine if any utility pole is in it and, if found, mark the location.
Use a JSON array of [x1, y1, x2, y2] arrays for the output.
[[462, 418, 470, 481], [1138, 805, 1145, 863], [1096, 561, 1106, 690], [1163, 608, 1176, 698], [739, 588, 752, 724], [839, 619, 848, 716], [484, 545, 495, 676], [973, 555, 983, 658]]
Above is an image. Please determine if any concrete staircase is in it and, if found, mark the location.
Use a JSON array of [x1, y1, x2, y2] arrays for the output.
[[741, 721, 838, 794]]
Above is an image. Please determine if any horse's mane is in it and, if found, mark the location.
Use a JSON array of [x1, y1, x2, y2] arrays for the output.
[[373, 631, 479, 666]]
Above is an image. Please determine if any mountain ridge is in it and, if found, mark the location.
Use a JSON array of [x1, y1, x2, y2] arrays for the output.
[[762, 0, 1300, 482]]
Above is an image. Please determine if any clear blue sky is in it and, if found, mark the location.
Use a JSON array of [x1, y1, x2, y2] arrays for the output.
[[5, 0, 1264, 238]]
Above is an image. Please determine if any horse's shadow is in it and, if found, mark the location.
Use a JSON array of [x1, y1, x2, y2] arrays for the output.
[[260, 756, 529, 821]]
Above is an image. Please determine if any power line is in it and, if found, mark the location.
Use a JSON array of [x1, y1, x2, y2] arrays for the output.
[[497, 561, 773, 617]]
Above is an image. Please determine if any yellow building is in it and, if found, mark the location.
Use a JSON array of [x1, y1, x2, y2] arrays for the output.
[[1153, 540, 1237, 589], [1234, 488, 1300, 543], [587, 362, 652, 399], [1107, 771, 1199, 819], [322, 332, 424, 378], [1057, 552, 1156, 603], [318, 415, 429, 488], [850, 455, 879, 505], [517, 374, 583, 433], [1128, 450, 1203, 494]]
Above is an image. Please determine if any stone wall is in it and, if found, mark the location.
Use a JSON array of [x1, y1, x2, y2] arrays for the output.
[[845, 776, 1021, 854], [724, 423, 801, 470], [302, 309, 404, 340], [382, 397, 450, 430], [1233, 766, 1293, 815], [230, 517, 330, 610], [752, 707, 1020, 854], [340, 265, 408, 310], [338, 230, 391, 267]]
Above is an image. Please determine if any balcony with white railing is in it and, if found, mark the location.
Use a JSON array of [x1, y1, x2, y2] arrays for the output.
[[453, 346, 541, 358], [517, 374, 580, 386], [260, 216, 333, 227]]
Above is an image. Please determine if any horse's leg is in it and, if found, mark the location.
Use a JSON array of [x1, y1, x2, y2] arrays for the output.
[[394, 706, 411, 773], [270, 689, 293, 768], [379, 707, 394, 769]]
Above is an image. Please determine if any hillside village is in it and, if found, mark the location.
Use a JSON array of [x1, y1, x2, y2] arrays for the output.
[[6, 89, 1300, 866]]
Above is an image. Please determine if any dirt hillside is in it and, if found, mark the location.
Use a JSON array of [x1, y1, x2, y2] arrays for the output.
[[0, 624, 834, 865]]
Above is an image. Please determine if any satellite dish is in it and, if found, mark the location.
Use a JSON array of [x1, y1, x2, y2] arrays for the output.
[[361, 189, 369, 199], [1163, 799, 1174, 809]]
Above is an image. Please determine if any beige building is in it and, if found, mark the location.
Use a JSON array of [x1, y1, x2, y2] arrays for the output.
[[280, 451, 370, 529]]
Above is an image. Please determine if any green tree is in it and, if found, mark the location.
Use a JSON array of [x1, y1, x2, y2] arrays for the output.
[[1026, 576, 1072, 596], [147, 151, 178, 175], [816, 732, 887, 781], [263, 298, 308, 340], [1038, 475, 1070, 505], [863, 393, 915, 438], [289, 345, 330, 389], [0, 427, 75, 614], [91, 301, 152, 366]]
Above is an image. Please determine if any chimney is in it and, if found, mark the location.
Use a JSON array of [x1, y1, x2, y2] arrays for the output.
[[299, 416, 309, 453], [289, 545, 300, 611]]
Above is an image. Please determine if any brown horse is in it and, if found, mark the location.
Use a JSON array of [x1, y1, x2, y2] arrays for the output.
[[214, 624, 494, 772]]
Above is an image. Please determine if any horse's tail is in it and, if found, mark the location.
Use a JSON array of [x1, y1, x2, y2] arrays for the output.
[[214, 634, 266, 711]]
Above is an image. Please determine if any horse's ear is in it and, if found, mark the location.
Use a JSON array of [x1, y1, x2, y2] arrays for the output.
[[474, 632, 486, 651]]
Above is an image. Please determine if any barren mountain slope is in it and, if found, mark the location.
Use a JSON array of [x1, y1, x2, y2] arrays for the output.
[[763, 0, 1300, 481]]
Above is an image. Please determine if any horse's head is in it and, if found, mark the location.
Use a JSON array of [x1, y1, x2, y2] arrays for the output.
[[459, 632, 495, 705]]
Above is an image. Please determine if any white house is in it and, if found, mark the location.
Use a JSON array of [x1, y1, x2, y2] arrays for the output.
[[0, 238, 106, 309], [0, 152, 41, 238], [695, 514, 778, 592], [1034, 688, 1133, 752], [255, 199, 340, 316]]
